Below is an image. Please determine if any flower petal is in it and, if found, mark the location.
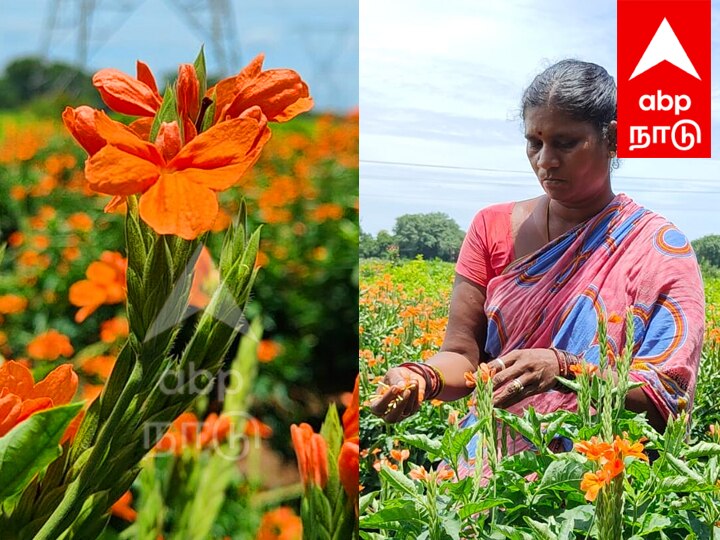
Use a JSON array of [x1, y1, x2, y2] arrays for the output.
[[138, 173, 218, 240], [0, 360, 34, 398], [177, 64, 200, 122], [62, 106, 106, 156], [93, 113, 163, 164], [31, 364, 78, 405], [223, 69, 313, 122], [169, 111, 271, 191], [136, 60, 160, 96], [0, 393, 22, 437], [155, 122, 182, 163], [93, 68, 162, 116], [17, 397, 53, 423], [86, 145, 160, 196]]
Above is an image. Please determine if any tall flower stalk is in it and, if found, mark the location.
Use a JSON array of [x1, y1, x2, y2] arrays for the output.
[[1, 49, 312, 539]]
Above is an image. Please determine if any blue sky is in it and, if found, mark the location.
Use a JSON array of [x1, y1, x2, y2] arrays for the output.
[[0, 0, 357, 112], [360, 0, 720, 241]]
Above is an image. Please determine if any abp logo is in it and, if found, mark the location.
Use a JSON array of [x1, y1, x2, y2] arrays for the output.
[[617, 1, 710, 158]]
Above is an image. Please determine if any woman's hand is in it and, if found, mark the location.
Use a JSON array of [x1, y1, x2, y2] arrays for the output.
[[486, 348, 559, 408], [368, 366, 427, 424]]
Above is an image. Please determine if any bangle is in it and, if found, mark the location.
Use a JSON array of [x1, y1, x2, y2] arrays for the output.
[[549, 347, 580, 392], [398, 362, 445, 401]]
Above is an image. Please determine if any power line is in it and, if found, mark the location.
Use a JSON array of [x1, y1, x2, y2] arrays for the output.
[[360, 158, 720, 185]]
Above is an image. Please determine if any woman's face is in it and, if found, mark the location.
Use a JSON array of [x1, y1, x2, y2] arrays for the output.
[[524, 106, 612, 205]]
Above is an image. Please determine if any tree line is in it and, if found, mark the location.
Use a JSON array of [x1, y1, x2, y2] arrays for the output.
[[360, 212, 720, 271], [360, 212, 465, 262]]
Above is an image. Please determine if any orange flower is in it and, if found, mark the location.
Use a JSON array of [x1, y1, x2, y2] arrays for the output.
[[257, 340, 282, 363], [100, 316, 129, 342], [290, 423, 328, 490], [390, 448, 410, 462], [0, 361, 78, 437], [244, 416, 273, 438], [574, 436, 614, 463], [310, 203, 344, 222], [0, 294, 28, 314], [27, 330, 74, 360], [342, 375, 359, 443], [67, 212, 93, 232], [92, 61, 162, 117], [569, 362, 599, 378], [210, 53, 314, 124], [69, 251, 127, 323], [437, 469, 455, 481], [68, 107, 271, 240], [255, 506, 302, 540], [110, 491, 137, 522], [198, 412, 232, 447], [338, 441, 359, 504], [154, 412, 199, 455], [580, 469, 608, 502], [409, 466, 429, 482], [478, 363, 496, 383], [613, 435, 649, 462], [80, 355, 116, 379], [464, 371, 477, 388]]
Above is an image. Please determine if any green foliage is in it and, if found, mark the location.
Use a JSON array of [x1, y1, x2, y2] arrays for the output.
[[0, 57, 102, 112], [692, 235, 720, 269], [360, 258, 720, 539], [393, 212, 464, 262]]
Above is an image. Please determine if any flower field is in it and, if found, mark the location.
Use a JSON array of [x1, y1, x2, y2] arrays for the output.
[[0, 52, 358, 539], [360, 258, 720, 539]]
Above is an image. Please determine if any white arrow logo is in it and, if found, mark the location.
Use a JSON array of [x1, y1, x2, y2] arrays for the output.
[[630, 18, 700, 80]]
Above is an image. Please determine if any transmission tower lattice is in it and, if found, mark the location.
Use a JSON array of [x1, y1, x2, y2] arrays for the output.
[[42, 0, 241, 75]]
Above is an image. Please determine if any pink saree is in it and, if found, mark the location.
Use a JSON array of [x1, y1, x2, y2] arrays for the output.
[[452, 193, 705, 479]]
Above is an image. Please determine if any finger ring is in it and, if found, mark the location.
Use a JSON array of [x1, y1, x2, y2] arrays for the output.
[[508, 379, 524, 394], [494, 358, 506, 371]]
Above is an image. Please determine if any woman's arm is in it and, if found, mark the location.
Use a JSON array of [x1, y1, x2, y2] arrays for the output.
[[425, 274, 489, 401]]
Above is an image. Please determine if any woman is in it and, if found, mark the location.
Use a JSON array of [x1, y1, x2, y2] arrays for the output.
[[369, 59, 705, 474]]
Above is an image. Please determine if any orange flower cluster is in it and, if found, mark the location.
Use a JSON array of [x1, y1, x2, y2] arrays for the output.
[[100, 316, 129, 343], [569, 362, 599, 377], [408, 466, 455, 482], [154, 411, 232, 454], [464, 363, 496, 387], [27, 330, 74, 360], [63, 53, 312, 239], [575, 435, 648, 501], [0, 120, 56, 163], [69, 251, 127, 323], [0, 361, 78, 438]]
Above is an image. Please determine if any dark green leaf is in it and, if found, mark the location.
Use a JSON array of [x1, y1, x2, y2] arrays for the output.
[[0, 403, 83, 502]]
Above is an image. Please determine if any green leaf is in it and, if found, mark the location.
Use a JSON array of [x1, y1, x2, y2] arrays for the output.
[[665, 453, 705, 484], [201, 89, 217, 133], [193, 45, 207, 100], [360, 499, 424, 529], [683, 441, 720, 460], [657, 475, 704, 494], [149, 86, 178, 142], [457, 498, 512, 519], [0, 403, 83, 502], [523, 516, 555, 540], [379, 465, 418, 497], [637, 513, 672, 535], [321, 404, 344, 459], [398, 433, 443, 455], [536, 458, 585, 492], [494, 409, 541, 447], [442, 515, 462, 540]]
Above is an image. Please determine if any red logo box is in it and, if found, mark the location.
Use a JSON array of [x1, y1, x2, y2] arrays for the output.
[[617, 0, 711, 158]]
